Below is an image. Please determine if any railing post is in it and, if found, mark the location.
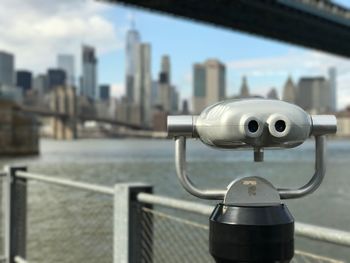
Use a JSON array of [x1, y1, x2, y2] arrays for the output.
[[3, 166, 27, 263], [113, 183, 153, 263]]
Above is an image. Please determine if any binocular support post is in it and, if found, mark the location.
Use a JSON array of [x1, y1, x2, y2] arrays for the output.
[[175, 135, 326, 200], [175, 136, 226, 200], [279, 135, 325, 199]]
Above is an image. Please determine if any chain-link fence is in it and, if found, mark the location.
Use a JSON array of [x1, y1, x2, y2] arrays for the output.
[[140, 207, 345, 263], [1, 168, 349, 263], [25, 180, 114, 263], [0, 175, 4, 259]]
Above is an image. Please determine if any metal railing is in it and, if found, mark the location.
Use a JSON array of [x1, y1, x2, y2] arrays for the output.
[[0, 166, 349, 263]]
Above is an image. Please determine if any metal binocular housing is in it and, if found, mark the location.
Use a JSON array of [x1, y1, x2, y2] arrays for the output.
[[167, 99, 337, 263]]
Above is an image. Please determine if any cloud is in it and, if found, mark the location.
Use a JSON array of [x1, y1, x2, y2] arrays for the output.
[[111, 83, 125, 98], [0, 0, 122, 75], [227, 50, 350, 109]]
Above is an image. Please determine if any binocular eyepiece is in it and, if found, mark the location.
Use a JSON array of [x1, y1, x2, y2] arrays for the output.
[[168, 99, 336, 161], [168, 99, 336, 147]]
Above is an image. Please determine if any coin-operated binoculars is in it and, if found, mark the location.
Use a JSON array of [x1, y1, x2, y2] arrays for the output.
[[167, 99, 337, 263]]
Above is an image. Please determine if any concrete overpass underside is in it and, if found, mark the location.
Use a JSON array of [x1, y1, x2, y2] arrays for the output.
[[104, 0, 350, 57]]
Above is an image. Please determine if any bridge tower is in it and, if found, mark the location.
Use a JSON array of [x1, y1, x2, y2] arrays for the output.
[[50, 86, 77, 140]]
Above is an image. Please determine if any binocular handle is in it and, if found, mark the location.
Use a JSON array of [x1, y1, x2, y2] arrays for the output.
[[175, 135, 326, 200]]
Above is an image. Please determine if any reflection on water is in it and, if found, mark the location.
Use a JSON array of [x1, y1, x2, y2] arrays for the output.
[[1, 138, 349, 261]]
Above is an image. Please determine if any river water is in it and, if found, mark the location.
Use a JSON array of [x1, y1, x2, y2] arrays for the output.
[[1, 138, 350, 262]]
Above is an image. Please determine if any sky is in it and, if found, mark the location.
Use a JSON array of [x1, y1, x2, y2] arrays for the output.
[[1, 0, 350, 110]]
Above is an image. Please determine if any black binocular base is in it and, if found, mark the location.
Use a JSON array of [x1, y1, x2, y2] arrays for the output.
[[209, 203, 294, 263]]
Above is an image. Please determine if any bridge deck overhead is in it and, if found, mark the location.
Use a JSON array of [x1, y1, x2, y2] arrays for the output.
[[103, 0, 350, 58]]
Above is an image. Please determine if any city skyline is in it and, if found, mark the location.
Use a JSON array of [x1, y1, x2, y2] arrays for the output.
[[0, 41, 341, 114], [0, 0, 350, 109]]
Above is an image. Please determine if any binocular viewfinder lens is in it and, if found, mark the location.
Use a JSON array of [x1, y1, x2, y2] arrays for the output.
[[275, 120, 286, 133], [248, 120, 259, 133]]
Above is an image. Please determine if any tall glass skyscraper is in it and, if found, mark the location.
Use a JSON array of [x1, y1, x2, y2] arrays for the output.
[[16, 70, 32, 93], [81, 45, 97, 100], [125, 26, 141, 103], [193, 59, 226, 114], [0, 51, 15, 87], [47, 69, 66, 91], [158, 55, 172, 112], [134, 43, 151, 127], [297, 77, 331, 114], [57, 54, 75, 87], [328, 67, 337, 112]]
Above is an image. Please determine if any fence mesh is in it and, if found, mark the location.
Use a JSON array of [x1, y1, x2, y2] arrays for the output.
[[0, 172, 347, 263], [0, 176, 4, 258], [140, 207, 345, 263], [25, 180, 113, 263]]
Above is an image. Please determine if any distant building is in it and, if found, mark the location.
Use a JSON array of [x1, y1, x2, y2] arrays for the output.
[[47, 69, 66, 91], [33, 74, 47, 96], [128, 103, 142, 125], [112, 98, 142, 126], [267, 87, 278, 100], [193, 59, 226, 114], [16, 70, 32, 93], [152, 109, 167, 131], [57, 54, 75, 87], [115, 99, 129, 123], [134, 43, 152, 127], [240, 76, 250, 98], [125, 26, 141, 103], [0, 84, 22, 103], [99, 84, 110, 101], [182, 100, 189, 114], [81, 45, 97, 100], [0, 100, 38, 155], [229, 76, 263, 100], [158, 55, 172, 112], [151, 80, 158, 107], [328, 67, 337, 111], [160, 55, 171, 84], [0, 51, 15, 87], [171, 86, 179, 113], [193, 64, 206, 113], [297, 77, 331, 114], [336, 109, 350, 137], [282, 76, 297, 104], [95, 100, 110, 118]]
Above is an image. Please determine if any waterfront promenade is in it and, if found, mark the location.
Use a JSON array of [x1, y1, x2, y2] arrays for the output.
[[0, 138, 349, 262]]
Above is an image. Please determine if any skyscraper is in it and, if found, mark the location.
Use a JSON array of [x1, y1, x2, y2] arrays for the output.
[[282, 76, 297, 104], [134, 43, 152, 127], [125, 26, 141, 103], [33, 74, 47, 96], [206, 59, 226, 106], [170, 85, 179, 112], [328, 67, 337, 112], [158, 55, 172, 111], [0, 51, 15, 87], [47, 69, 66, 91], [182, 99, 189, 114], [193, 59, 226, 114], [297, 77, 331, 114], [81, 45, 97, 100], [16, 70, 32, 93], [57, 54, 75, 87], [99, 84, 110, 101], [151, 80, 159, 107], [267, 87, 278, 100], [193, 63, 206, 113], [160, 55, 170, 84], [240, 76, 250, 98]]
